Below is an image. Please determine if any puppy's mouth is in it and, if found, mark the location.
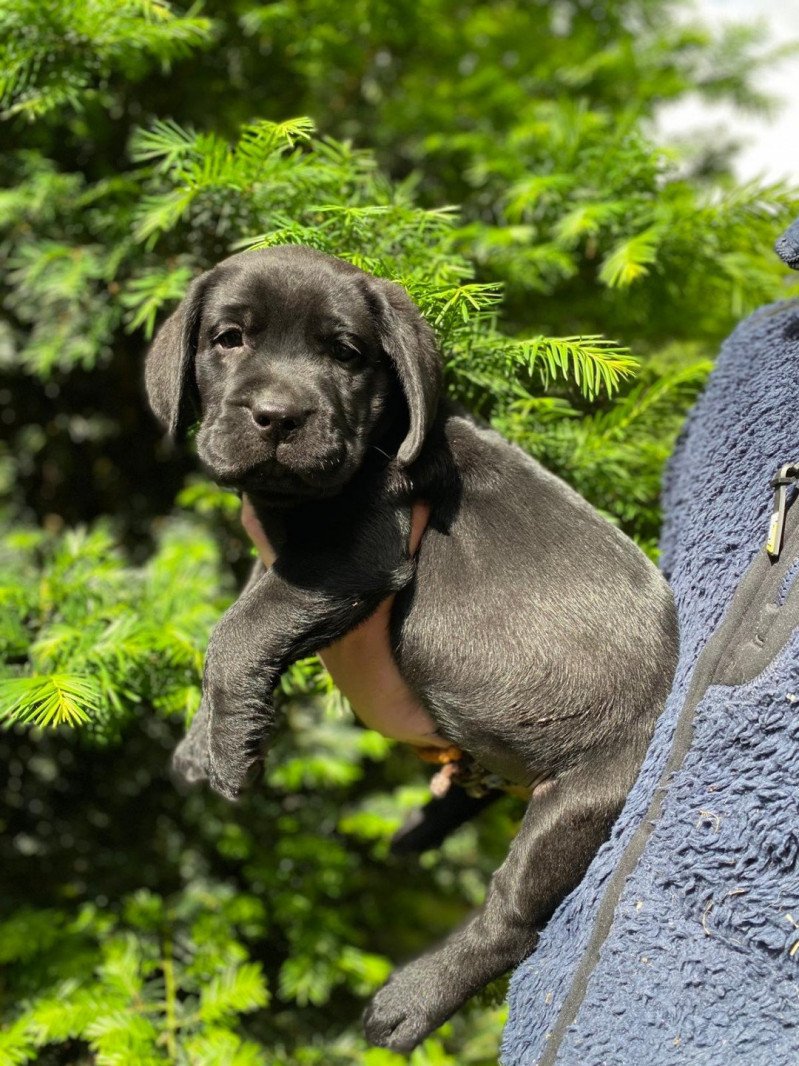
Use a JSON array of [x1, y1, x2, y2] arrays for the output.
[[199, 444, 350, 503], [239, 462, 335, 501]]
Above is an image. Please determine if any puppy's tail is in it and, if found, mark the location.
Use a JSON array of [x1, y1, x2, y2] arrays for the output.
[[389, 786, 500, 855]]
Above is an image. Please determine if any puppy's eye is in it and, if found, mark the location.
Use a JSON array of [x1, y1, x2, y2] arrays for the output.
[[214, 328, 243, 350], [330, 340, 360, 364]]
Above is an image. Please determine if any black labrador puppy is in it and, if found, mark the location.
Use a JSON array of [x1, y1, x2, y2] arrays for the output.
[[146, 245, 678, 1052]]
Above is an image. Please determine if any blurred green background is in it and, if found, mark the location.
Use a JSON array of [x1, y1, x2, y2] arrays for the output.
[[1, 2, 797, 1063]]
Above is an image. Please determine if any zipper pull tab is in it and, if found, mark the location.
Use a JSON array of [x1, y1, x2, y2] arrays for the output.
[[767, 463, 799, 559]]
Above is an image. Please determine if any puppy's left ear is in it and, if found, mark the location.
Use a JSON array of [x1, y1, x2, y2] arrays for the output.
[[366, 278, 442, 466], [145, 271, 212, 439]]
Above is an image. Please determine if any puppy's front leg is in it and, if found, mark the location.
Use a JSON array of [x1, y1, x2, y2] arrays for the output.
[[363, 742, 642, 1051], [175, 505, 415, 801], [171, 555, 264, 788]]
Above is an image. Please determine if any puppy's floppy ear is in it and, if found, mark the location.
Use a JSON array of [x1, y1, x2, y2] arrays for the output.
[[366, 277, 442, 466], [145, 271, 212, 439]]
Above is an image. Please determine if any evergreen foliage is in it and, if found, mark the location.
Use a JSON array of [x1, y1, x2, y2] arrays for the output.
[[0, 0, 212, 120], [0, 0, 797, 1061]]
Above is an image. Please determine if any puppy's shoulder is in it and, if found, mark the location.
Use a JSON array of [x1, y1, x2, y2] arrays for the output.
[[438, 406, 548, 489]]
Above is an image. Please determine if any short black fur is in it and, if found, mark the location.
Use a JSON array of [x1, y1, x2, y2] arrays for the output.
[[146, 246, 678, 1052]]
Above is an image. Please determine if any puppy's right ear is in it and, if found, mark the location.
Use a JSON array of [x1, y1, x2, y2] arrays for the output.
[[145, 272, 211, 439]]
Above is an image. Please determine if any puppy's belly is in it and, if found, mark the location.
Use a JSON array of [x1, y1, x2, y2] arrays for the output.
[[318, 595, 450, 748]]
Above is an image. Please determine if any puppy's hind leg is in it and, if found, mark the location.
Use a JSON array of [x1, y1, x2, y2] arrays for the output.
[[363, 735, 647, 1052]]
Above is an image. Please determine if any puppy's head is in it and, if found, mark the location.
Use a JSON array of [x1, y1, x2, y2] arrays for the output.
[[145, 247, 441, 503]]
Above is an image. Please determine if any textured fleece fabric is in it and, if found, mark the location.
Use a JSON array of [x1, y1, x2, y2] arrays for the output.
[[502, 234, 799, 1065]]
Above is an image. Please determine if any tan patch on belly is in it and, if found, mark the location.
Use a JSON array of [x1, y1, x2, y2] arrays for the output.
[[318, 593, 450, 748]]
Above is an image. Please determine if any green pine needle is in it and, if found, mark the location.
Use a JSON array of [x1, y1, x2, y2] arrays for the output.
[[0, 674, 103, 728]]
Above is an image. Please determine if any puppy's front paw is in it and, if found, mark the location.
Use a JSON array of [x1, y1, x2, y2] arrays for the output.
[[363, 962, 458, 1052], [208, 749, 264, 803], [171, 698, 211, 785], [172, 736, 209, 784], [171, 687, 264, 801], [203, 686, 269, 802]]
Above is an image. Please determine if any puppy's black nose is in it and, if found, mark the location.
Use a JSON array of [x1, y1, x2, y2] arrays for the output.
[[250, 399, 308, 441]]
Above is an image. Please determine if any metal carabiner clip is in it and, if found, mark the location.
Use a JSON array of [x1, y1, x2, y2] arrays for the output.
[[766, 462, 799, 560]]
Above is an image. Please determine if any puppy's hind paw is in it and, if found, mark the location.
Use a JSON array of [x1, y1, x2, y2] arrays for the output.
[[363, 972, 447, 1053]]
